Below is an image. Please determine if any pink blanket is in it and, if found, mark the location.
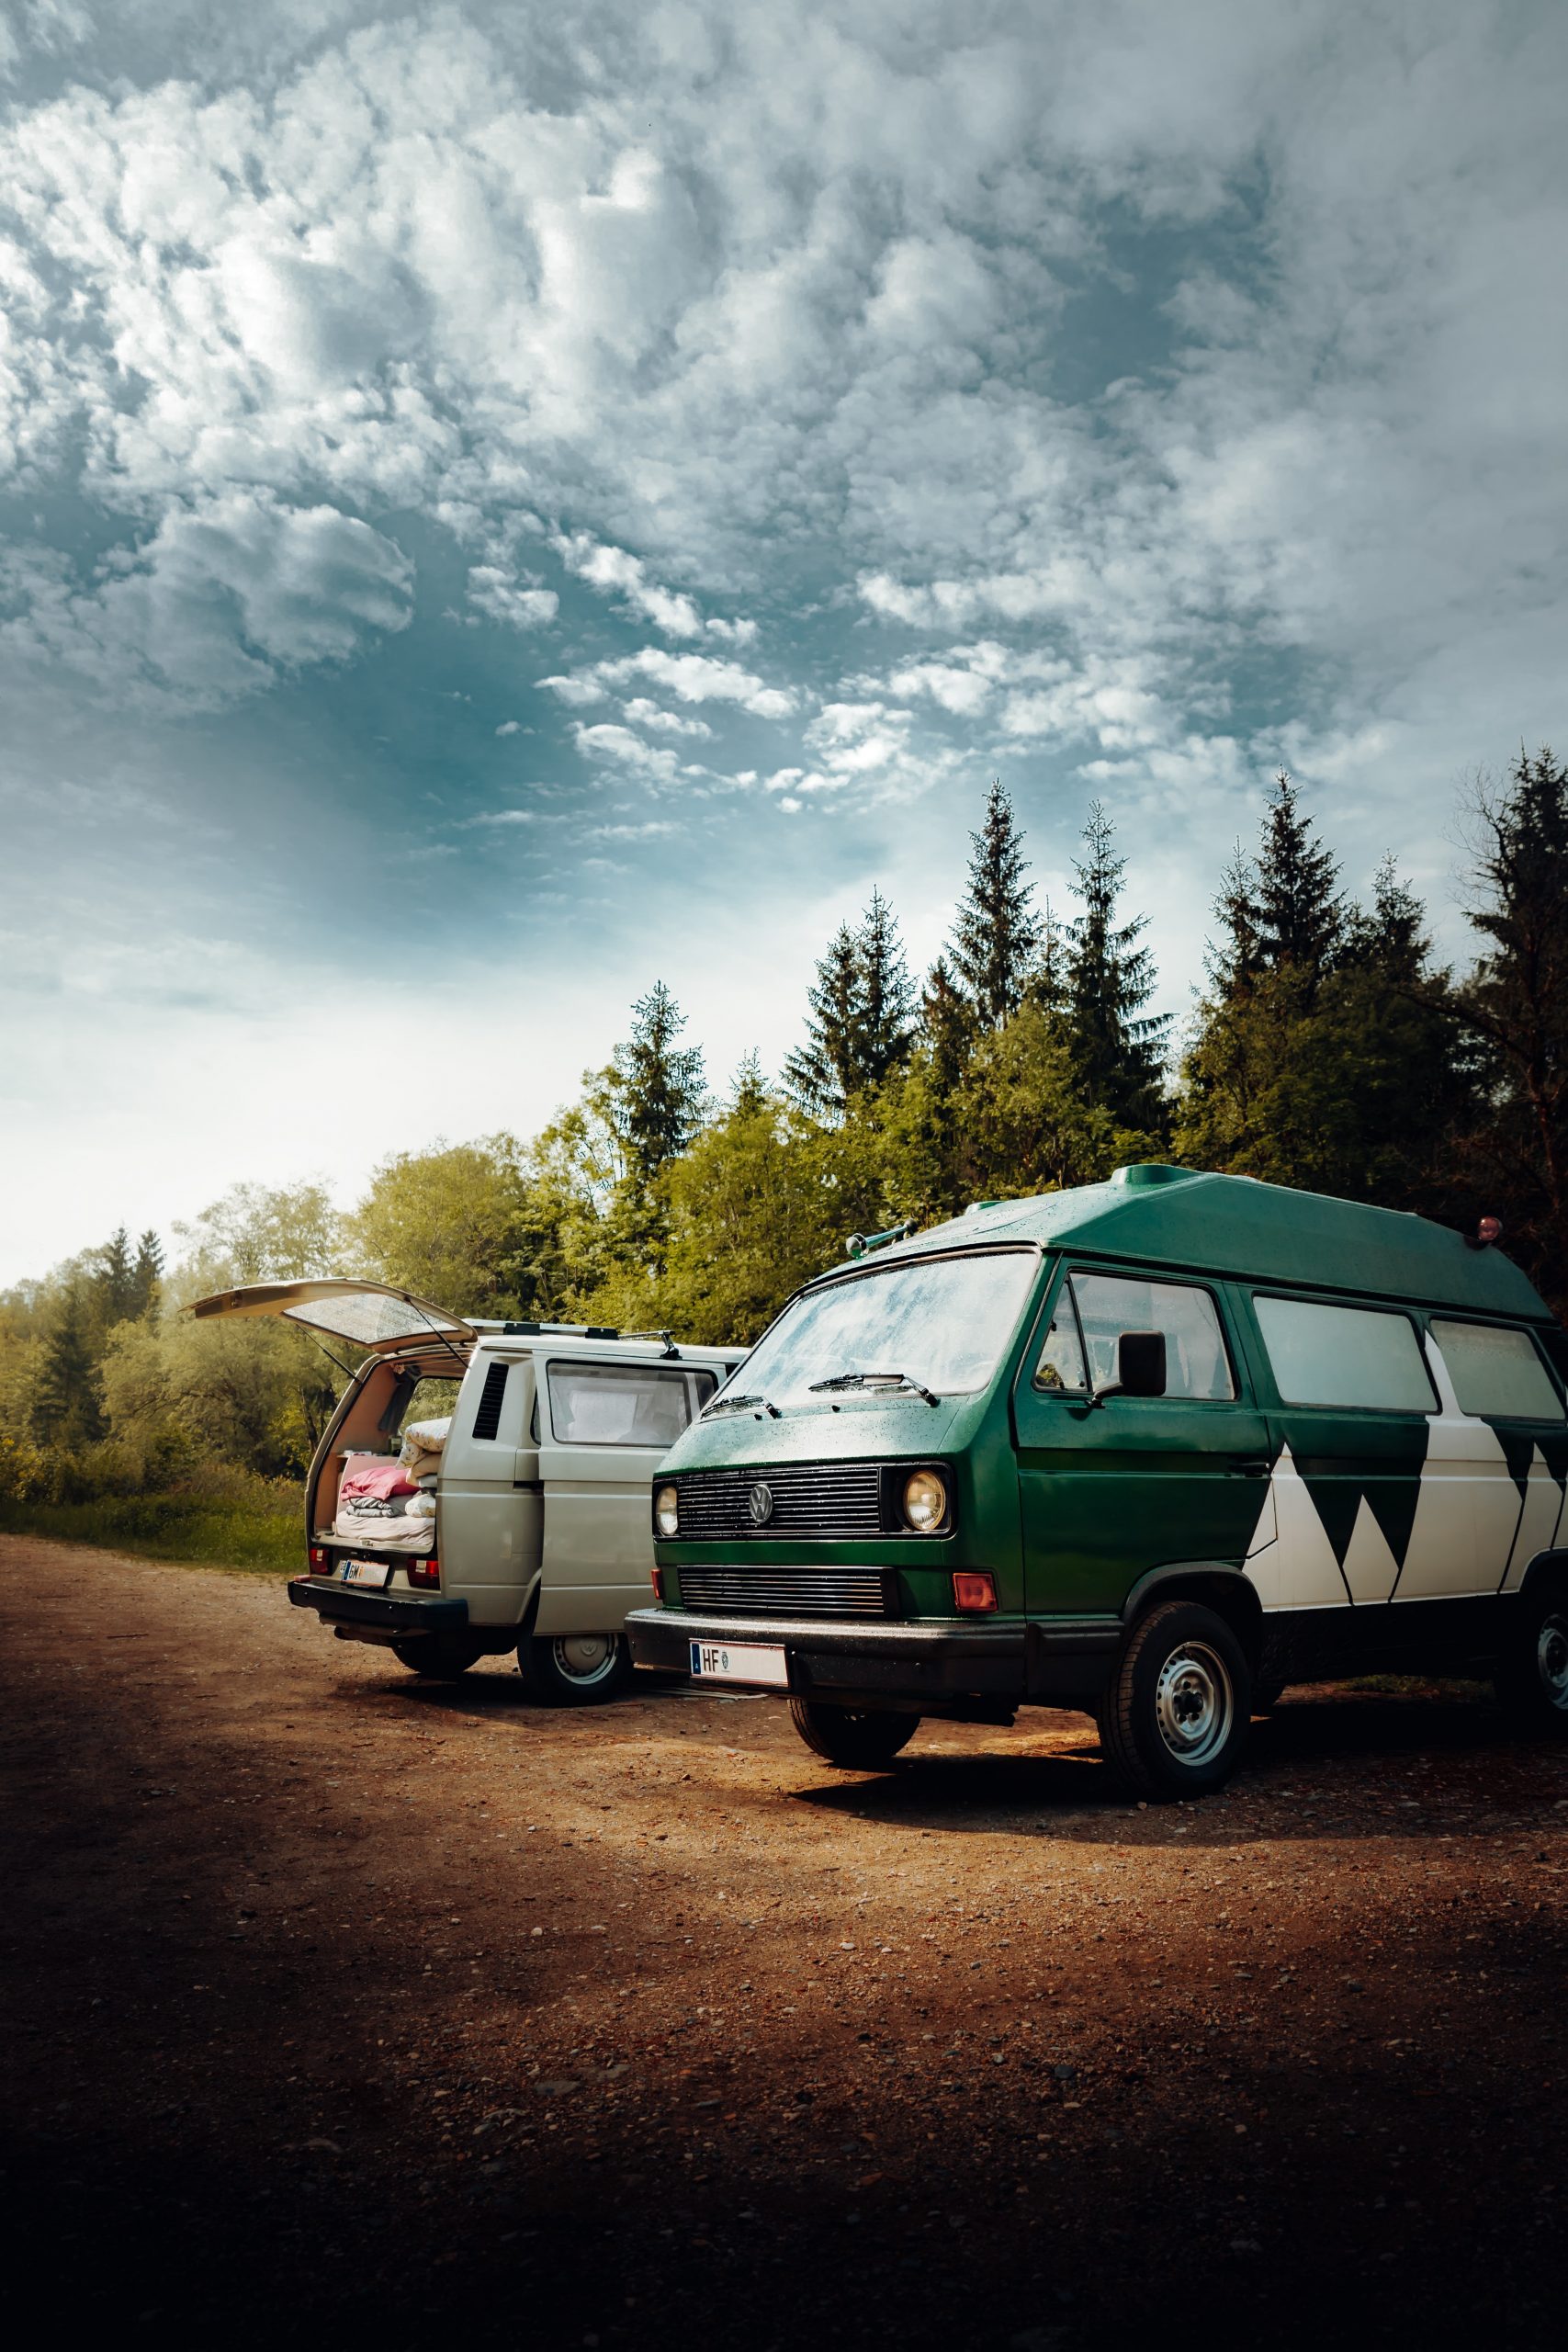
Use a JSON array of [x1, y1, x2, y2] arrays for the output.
[[340, 1457, 418, 1503]]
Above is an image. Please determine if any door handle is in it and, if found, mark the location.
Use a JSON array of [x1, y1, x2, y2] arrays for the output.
[[1228, 1456, 1271, 1477]]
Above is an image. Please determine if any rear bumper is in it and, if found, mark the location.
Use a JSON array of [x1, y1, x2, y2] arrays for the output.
[[625, 1606, 1118, 1707], [288, 1575, 469, 1637]]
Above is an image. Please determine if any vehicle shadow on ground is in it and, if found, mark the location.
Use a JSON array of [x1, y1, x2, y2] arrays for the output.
[[792, 1691, 1549, 1839]]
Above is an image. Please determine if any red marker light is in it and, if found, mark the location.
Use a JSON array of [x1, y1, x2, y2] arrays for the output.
[[953, 1571, 998, 1613], [651, 1565, 665, 1602]]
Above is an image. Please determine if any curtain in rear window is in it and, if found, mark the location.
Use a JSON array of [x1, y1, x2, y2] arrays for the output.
[[1429, 1321, 1565, 1420], [1254, 1296, 1435, 1412]]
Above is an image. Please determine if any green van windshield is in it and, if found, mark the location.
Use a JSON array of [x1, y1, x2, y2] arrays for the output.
[[724, 1249, 1038, 1408]]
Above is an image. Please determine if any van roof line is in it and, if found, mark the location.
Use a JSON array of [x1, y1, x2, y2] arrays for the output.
[[840, 1164, 1552, 1322]]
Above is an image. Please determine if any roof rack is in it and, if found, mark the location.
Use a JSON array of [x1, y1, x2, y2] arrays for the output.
[[502, 1319, 622, 1340]]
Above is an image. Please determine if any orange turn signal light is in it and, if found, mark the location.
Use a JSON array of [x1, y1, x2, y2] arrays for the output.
[[651, 1565, 665, 1602], [953, 1571, 998, 1613]]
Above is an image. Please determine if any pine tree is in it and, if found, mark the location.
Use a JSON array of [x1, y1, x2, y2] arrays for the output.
[[1343, 854, 1428, 984], [728, 1051, 770, 1119], [949, 780, 1042, 1027], [1208, 843, 1264, 996], [856, 887, 917, 1089], [785, 922, 865, 1116], [130, 1229, 164, 1317], [920, 955, 976, 1099], [1064, 802, 1171, 1128], [94, 1227, 137, 1327], [1256, 772, 1343, 975], [1448, 747, 1568, 1312], [613, 981, 707, 1188], [32, 1287, 105, 1446]]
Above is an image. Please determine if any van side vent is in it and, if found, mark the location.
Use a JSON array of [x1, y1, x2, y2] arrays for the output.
[[471, 1361, 509, 1441]]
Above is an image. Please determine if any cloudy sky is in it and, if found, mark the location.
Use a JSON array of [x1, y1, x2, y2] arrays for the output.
[[4, 0, 1565, 1284]]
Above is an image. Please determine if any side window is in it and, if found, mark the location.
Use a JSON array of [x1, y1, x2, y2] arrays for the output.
[[1254, 1296, 1436, 1412], [1071, 1272, 1236, 1401], [1033, 1288, 1088, 1393], [1429, 1320, 1566, 1421], [547, 1362, 716, 1447]]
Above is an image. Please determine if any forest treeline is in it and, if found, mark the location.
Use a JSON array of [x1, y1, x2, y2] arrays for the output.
[[3, 747, 1564, 1545]]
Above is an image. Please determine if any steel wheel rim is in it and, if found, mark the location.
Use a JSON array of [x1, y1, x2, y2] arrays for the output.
[[1537, 1613, 1568, 1711], [1154, 1640, 1234, 1766], [550, 1634, 620, 1687]]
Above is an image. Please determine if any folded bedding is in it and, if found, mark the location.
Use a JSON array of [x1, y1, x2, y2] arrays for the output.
[[333, 1453, 434, 1549], [399, 1416, 451, 1469]]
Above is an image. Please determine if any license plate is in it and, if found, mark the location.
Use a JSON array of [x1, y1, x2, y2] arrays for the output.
[[338, 1559, 391, 1589], [688, 1638, 788, 1688]]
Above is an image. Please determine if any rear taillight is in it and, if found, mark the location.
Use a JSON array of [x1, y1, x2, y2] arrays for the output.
[[309, 1546, 329, 1574], [408, 1556, 440, 1590], [650, 1565, 665, 1602], [953, 1571, 998, 1613]]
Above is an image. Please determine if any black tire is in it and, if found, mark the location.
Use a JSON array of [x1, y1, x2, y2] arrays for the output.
[[521, 1630, 635, 1706], [390, 1637, 483, 1681], [1494, 1583, 1568, 1737], [1098, 1600, 1252, 1800], [789, 1698, 919, 1770]]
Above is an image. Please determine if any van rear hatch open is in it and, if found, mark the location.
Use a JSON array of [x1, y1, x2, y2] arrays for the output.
[[186, 1277, 477, 1356]]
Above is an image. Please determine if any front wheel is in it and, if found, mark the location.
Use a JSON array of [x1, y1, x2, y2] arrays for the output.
[[1495, 1584, 1568, 1737], [1098, 1600, 1251, 1800], [522, 1630, 635, 1706], [789, 1699, 919, 1770]]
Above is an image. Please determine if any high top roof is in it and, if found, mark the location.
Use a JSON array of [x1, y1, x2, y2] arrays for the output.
[[857, 1165, 1552, 1322]]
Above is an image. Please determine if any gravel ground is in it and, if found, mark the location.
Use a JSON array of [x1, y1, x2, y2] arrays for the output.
[[3, 1534, 1566, 2351]]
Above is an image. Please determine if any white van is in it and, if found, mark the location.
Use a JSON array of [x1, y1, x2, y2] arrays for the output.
[[189, 1280, 741, 1702]]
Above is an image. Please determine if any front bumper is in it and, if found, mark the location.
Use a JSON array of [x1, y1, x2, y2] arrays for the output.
[[288, 1575, 469, 1638], [625, 1605, 1119, 1707]]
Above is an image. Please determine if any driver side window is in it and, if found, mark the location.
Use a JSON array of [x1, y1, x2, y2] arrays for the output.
[[1033, 1270, 1236, 1401]]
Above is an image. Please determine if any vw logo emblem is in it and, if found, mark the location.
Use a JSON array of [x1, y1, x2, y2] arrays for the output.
[[748, 1481, 774, 1526]]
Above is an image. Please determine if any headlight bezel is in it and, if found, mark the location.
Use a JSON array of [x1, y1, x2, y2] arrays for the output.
[[897, 1464, 952, 1535], [653, 1481, 680, 1539]]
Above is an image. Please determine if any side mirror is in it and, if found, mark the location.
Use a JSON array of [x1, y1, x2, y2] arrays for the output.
[[1116, 1329, 1167, 1397]]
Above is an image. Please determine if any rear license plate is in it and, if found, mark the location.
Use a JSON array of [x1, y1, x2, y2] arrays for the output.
[[688, 1638, 788, 1688], [339, 1559, 392, 1589]]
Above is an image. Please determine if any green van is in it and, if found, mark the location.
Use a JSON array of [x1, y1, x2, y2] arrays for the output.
[[626, 1166, 1568, 1796]]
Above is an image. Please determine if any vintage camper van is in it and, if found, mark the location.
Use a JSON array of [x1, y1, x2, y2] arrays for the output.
[[189, 1281, 741, 1700], [628, 1167, 1568, 1793]]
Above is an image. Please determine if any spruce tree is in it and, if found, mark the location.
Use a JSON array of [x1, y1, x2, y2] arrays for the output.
[[130, 1229, 164, 1317], [1208, 844, 1264, 996], [1449, 747, 1568, 1312], [784, 922, 864, 1116], [95, 1227, 137, 1327], [613, 982, 706, 1187], [728, 1051, 770, 1120], [920, 955, 976, 1099], [1255, 772, 1343, 974], [1064, 802, 1170, 1128], [855, 887, 917, 1090], [949, 780, 1041, 1027], [32, 1287, 105, 1446]]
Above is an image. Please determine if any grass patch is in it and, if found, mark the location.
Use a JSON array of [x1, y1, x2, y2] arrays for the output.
[[0, 1475, 303, 1574]]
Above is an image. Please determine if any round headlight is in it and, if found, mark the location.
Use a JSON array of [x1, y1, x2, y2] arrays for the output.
[[902, 1468, 948, 1532], [654, 1483, 680, 1539]]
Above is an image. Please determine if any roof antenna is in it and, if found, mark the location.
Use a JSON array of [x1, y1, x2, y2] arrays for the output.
[[1465, 1215, 1504, 1250]]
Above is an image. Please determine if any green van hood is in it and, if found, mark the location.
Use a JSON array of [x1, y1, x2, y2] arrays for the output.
[[658, 1391, 975, 1472]]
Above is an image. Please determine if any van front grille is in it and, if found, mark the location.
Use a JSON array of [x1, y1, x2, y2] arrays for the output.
[[676, 1565, 896, 1618], [671, 1463, 883, 1541]]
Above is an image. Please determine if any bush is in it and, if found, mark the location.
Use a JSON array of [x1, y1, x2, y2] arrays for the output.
[[0, 1451, 303, 1572]]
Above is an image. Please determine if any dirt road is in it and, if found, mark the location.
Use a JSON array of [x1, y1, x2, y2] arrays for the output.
[[3, 1535, 1566, 2349]]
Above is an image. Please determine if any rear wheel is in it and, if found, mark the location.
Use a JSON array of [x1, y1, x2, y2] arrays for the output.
[[1098, 1600, 1251, 1800], [1495, 1585, 1568, 1737], [390, 1637, 483, 1681], [789, 1699, 919, 1770], [523, 1631, 635, 1706]]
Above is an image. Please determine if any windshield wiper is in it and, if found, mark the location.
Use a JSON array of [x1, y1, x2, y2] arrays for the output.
[[807, 1370, 942, 1408], [701, 1391, 782, 1419]]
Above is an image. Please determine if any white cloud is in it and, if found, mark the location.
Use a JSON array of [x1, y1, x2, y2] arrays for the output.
[[466, 566, 559, 630], [620, 698, 713, 738], [495, 718, 521, 736], [1, 489, 412, 703], [544, 646, 796, 720]]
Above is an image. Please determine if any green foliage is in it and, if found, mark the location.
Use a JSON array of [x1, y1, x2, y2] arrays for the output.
[[352, 1135, 544, 1317], [1064, 801, 1171, 1132]]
